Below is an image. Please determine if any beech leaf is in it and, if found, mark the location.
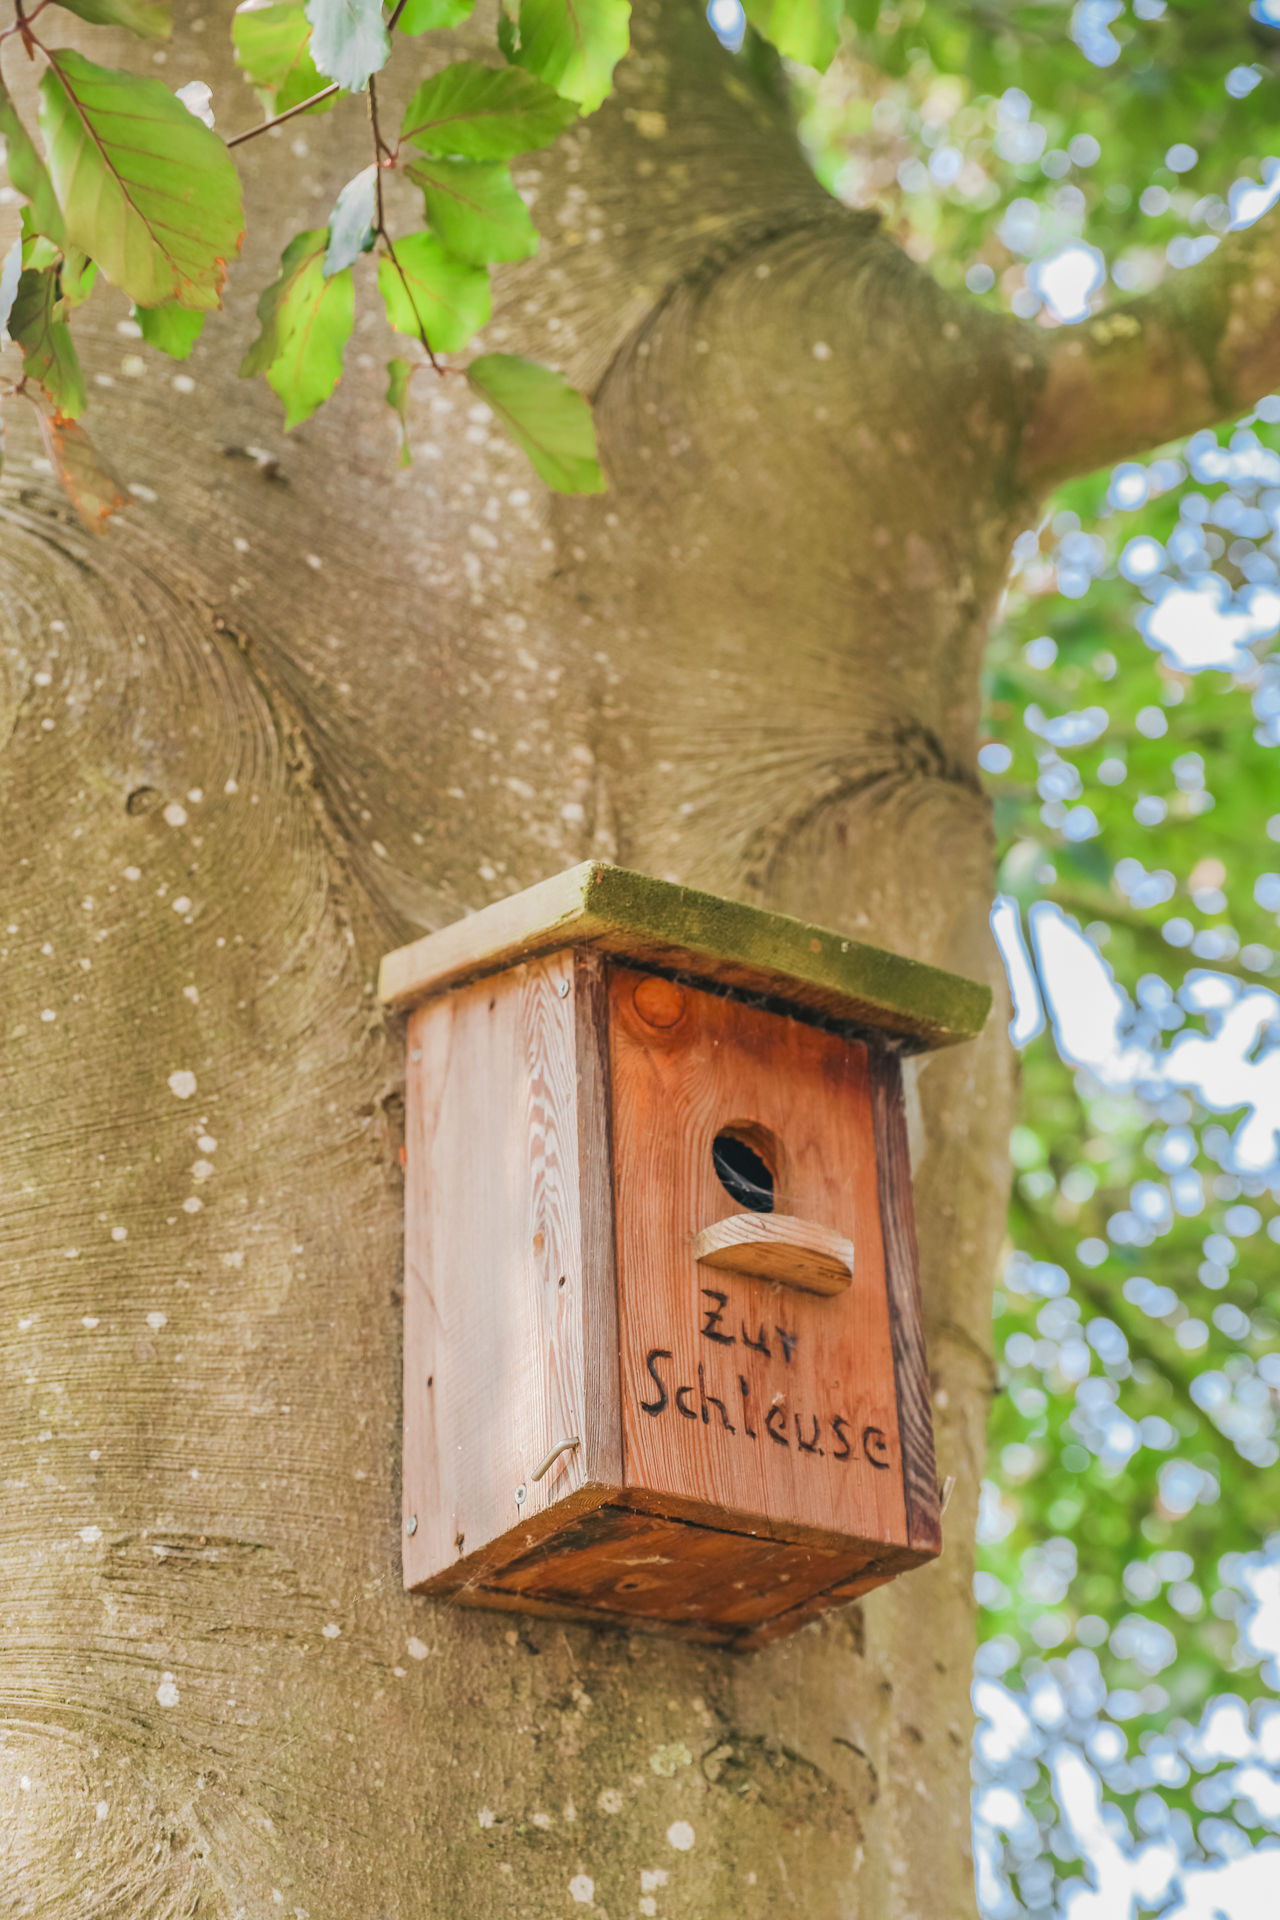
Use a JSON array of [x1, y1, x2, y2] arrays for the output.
[[37, 51, 245, 310], [405, 157, 538, 264], [514, 0, 630, 113], [240, 229, 354, 430], [21, 229, 61, 272], [742, 0, 840, 70], [0, 77, 66, 248], [395, 0, 476, 29], [136, 304, 205, 358], [59, 248, 99, 308], [54, 0, 172, 40], [400, 61, 578, 161], [39, 413, 131, 532], [9, 265, 87, 418], [377, 232, 491, 354], [304, 0, 390, 93], [386, 355, 413, 467], [232, 2, 338, 115], [324, 165, 378, 277], [465, 353, 604, 493]]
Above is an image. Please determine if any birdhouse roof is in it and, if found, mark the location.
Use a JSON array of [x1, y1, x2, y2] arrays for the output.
[[378, 862, 990, 1051]]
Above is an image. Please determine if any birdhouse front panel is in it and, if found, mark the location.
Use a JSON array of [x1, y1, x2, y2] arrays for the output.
[[607, 967, 908, 1550]]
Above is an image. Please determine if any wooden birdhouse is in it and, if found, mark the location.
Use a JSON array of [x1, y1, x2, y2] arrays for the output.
[[379, 863, 990, 1650]]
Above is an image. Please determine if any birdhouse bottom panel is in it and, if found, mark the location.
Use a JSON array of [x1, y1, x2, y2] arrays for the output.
[[418, 1501, 929, 1651]]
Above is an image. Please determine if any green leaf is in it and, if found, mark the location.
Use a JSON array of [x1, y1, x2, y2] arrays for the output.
[[377, 232, 491, 354], [21, 227, 61, 272], [136, 303, 205, 358], [405, 157, 538, 264], [0, 76, 66, 248], [304, 0, 389, 93], [514, 0, 630, 113], [395, 0, 475, 30], [232, 2, 337, 116], [240, 229, 354, 430], [323, 164, 377, 277], [0, 241, 21, 338], [743, 0, 840, 71], [386, 355, 413, 467], [400, 60, 578, 160], [59, 248, 98, 308], [38, 413, 130, 531], [9, 265, 87, 418], [37, 51, 245, 311], [496, 6, 518, 59], [54, 0, 171, 40], [465, 352, 604, 493]]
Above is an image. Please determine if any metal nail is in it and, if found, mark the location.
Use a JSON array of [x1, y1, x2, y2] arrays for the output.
[[405, 1515, 418, 1535]]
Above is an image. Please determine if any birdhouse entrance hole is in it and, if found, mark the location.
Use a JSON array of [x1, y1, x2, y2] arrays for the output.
[[711, 1126, 776, 1214]]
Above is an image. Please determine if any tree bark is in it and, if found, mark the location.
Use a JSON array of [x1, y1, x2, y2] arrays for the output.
[[4, 4, 1276, 1915]]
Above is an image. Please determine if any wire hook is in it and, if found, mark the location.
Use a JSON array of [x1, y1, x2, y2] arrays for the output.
[[532, 1437, 581, 1481]]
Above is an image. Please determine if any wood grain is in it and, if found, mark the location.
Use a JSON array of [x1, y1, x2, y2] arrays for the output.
[[404, 949, 940, 1632], [693, 1212, 854, 1295], [402, 956, 607, 1590], [574, 949, 624, 1491], [868, 1046, 942, 1558], [486, 1505, 875, 1628], [609, 966, 909, 1552], [379, 861, 992, 1050]]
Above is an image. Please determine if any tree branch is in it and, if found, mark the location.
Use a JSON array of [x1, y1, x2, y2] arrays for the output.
[[1017, 204, 1280, 492]]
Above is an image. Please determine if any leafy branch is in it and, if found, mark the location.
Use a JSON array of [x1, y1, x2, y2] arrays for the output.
[[0, 0, 639, 522]]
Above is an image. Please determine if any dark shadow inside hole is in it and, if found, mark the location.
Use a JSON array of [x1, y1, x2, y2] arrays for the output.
[[712, 1133, 775, 1214]]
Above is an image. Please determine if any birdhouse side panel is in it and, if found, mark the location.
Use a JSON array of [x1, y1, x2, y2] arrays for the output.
[[869, 1048, 942, 1557], [608, 968, 909, 1552], [402, 956, 593, 1589]]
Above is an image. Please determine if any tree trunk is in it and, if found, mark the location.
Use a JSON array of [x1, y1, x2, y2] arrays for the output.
[[4, 1, 1116, 1912]]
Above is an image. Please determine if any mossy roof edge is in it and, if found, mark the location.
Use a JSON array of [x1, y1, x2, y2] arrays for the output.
[[379, 861, 991, 1050]]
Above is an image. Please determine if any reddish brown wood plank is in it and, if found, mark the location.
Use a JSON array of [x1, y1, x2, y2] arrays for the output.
[[488, 1505, 875, 1627], [609, 968, 909, 1552], [868, 1046, 942, 1557]]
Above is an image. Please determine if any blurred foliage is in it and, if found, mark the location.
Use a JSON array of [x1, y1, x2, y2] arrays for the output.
[[793, 0, 1280, 303]]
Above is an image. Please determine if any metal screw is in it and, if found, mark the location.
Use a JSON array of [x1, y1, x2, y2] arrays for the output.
[[514, 1485, 527, 1506], [557, 979, 570, 999], [410, 1048, 422, 1062], [405, 1516, 418, 1536]]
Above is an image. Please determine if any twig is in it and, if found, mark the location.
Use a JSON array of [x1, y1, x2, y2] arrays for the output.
[[226, 81, 341, 150], [226, 0, 411, 149], [379, 224, 441, 373], [367, 73, 447, 377], [0, 0, 50, 50]]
